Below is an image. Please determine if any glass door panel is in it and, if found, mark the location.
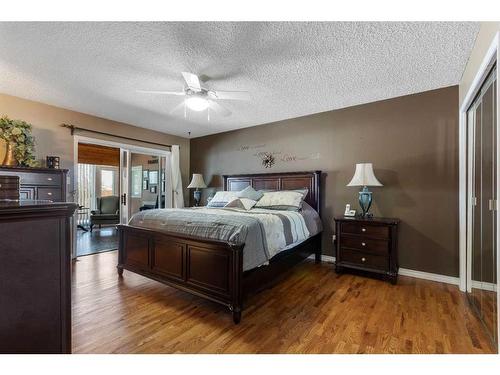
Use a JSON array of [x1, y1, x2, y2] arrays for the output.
[[467, 66, 498, 347], [129, 152, 161, 218]]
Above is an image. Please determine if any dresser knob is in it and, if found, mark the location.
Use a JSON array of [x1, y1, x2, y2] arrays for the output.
[[362, 242, 366, 246], [47, 177, 53, 181], [47, 192, 52, 196], [361, 257, 366, 262], [361, 228, 366, 232]]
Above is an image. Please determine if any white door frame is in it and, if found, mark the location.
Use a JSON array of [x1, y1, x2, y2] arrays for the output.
[[459, 32, 499, 342], [72, 135, 172, 256]]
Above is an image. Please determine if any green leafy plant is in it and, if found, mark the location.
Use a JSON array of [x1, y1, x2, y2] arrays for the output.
[[0, 115, 38, 167]]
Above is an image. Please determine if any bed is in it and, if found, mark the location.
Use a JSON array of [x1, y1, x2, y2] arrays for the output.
[[117, 171, 322, 323]]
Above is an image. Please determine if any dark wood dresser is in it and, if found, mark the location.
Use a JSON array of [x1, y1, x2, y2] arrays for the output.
[[0, 166, 68, 202], [334, 216, 400, 284], [0, 200, 77, 353]]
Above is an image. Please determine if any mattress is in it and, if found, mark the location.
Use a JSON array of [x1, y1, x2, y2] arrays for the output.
[[128, 202, 322, 271]]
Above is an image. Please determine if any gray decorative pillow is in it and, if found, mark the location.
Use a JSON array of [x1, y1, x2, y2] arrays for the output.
[[224, 197, 257, 210], [255, 190, 305, 211], [236, 186, 264, 201], [206, 191, 238, 208]]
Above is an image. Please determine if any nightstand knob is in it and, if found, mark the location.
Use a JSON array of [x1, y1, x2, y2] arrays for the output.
[[47, 177, 53, 181], [361, 257, 366, 262], [361, 242, 366, 246], [361, 228, 366, 232], [47, 192, 52, 196]]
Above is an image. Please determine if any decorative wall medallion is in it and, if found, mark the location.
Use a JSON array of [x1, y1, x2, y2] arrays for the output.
[[261, 152, 275, 168]]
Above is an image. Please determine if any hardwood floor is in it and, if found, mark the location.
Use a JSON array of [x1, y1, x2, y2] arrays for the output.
[[72, 251, 496, 354]]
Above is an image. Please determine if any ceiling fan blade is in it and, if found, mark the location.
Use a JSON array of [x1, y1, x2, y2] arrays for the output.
[[181, 72, 202, 92], [209, 100, 231, 117], [212, 90, 250, 101], [137, 90, 185, 96]]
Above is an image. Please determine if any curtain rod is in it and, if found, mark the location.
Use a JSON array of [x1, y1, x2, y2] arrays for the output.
[[61, 124, 175, 149]]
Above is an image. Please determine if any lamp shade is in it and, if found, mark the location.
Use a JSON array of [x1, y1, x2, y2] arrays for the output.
[[187, 173, 207, 189], [347, 163, 383, 187]]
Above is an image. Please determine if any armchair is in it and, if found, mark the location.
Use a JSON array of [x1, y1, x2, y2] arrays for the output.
[[90, 195, 120, 232]]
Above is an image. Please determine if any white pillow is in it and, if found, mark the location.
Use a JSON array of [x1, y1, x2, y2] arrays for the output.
[[255, 191, 305, 211], [207, 191, 238, 208], [224, 197, 257, 211]]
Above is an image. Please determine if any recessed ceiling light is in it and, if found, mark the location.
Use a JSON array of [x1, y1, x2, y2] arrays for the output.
[[185, 96, 209, 111]]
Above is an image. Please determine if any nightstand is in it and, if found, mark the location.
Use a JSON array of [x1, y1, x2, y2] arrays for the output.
[[334, 216, 400, 284]]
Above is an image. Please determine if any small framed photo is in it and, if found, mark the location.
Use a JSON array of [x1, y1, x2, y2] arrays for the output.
[[143, 170, 149, 179], [149, 170, 159, 184], [150, 185, 157, 194], [143, 179, 149, 190]]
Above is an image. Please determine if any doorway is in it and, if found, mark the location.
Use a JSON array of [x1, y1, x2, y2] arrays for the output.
[[76, 143, 121, 256], [73, 136, 172, 258]]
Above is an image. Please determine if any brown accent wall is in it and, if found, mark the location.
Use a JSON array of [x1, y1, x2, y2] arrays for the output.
[[0, 93, 190, 205], [191, 86, 459, 276]]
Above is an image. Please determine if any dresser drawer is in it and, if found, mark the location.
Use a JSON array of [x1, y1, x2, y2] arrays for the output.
[[341, 235, 389, 255], [341, 222, 389, 239], [339, 248, 388, 270], [18, 172, 62, 186], [37, 187, 61, 201]]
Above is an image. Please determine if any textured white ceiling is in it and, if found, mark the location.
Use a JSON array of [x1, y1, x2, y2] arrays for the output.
[[0, 22, 479, 138]]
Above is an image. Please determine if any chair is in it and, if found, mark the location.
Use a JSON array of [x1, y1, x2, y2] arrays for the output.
[[90, 196, 120, 232]]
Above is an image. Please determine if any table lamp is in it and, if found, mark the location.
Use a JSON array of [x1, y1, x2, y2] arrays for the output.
[[187, 173, 207, 206], [347, 163, 383, 217]]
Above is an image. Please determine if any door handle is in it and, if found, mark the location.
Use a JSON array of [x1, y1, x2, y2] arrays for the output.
[[489, 199, 497, 211], [121, 193, 127, 206]]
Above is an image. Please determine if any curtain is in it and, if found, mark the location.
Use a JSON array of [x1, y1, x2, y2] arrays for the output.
[[170, 145, 184, 208], [77, 163, 96, 225]]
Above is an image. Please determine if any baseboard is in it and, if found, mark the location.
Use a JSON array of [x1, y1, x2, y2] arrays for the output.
[[309, 254, 460, 286], [398, 268, 460, 286]]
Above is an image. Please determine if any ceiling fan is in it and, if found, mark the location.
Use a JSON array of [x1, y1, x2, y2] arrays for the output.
[[138, 72, 250, 117]]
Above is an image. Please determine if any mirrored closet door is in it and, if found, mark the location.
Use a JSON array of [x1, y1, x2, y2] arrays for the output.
[[467, 65, 498, 347]]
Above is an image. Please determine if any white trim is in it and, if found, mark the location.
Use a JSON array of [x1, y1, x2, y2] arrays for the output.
[[471, 280, 498, 292], [398, 268, 460, 286], [459, 31, 500, 292], [309, 254, 461, 286]]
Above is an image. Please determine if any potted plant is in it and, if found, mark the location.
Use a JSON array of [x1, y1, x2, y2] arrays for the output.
[[0, 116, 38, 167]]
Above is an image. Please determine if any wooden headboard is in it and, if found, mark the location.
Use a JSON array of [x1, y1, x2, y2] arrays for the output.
[[223, 171, 321, 214]]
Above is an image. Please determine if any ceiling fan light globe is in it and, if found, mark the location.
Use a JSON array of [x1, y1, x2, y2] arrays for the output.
[[185, 96, 209, 111]]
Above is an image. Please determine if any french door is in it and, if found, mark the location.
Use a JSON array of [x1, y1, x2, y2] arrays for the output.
[[467, 66, 498, 347], [119, 148, 171, 224]]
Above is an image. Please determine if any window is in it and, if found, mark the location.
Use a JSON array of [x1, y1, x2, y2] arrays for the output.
[[100, 169, 116, 197], [131, 166, 142, 198]]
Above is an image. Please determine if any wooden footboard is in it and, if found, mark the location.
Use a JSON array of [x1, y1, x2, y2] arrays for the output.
[[117, 224, 245, 323]]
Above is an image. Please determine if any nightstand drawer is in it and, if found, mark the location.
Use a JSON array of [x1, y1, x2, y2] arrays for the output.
[[341, 222, 389, 239], [341, 235, 389, 255], [340, 248, 388, 270]]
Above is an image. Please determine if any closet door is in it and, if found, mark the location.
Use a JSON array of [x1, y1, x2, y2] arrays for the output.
[[468, 67, 498, 347]]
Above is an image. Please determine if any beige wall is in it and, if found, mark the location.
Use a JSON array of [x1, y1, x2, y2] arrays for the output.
[[0, 93, 190, 205], [460, 22, 500, 107], [191, 86, 459, 276]]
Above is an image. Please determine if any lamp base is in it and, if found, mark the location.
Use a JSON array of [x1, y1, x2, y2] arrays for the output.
[[358, 186, 373, 217], [193, 189, 202, 207]]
